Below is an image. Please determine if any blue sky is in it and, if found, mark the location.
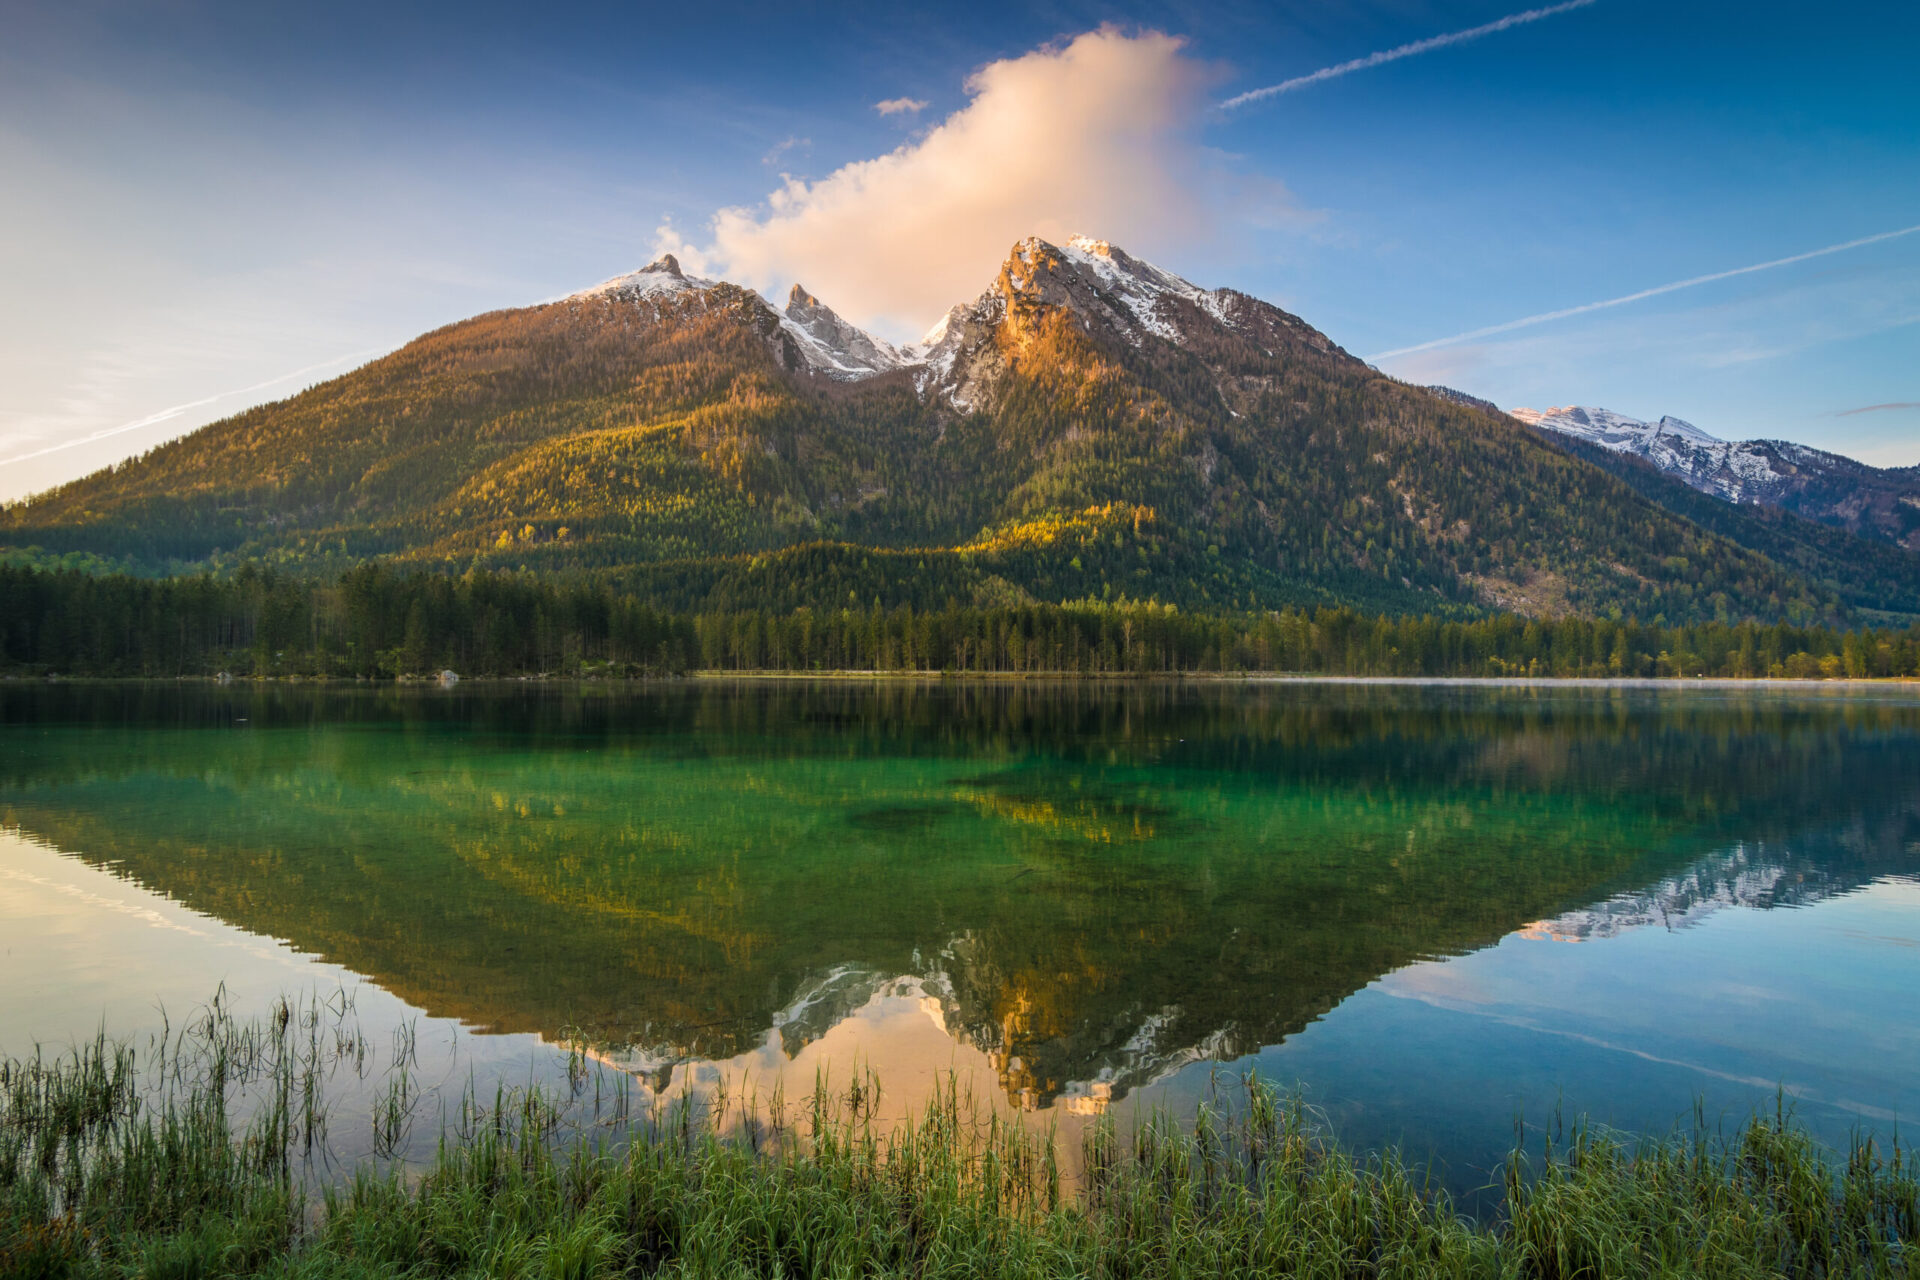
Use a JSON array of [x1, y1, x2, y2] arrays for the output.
[[2, 0, 1915, 501]]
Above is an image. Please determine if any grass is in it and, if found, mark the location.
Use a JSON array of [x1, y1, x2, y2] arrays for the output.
[[2, 1000, 1916, 1278]]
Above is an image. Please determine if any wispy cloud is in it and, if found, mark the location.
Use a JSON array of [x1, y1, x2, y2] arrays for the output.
[[1219, 0, 1597, 111], [1369, 222, 1920, 362], [761, 135, 809, 166], [873, 97, 928, 116], [1836, 402, 1920, 416], [0, 347, 389, 469]]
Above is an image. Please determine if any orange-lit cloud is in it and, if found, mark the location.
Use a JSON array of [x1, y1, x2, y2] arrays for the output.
[[659, 28, 1225, 338]]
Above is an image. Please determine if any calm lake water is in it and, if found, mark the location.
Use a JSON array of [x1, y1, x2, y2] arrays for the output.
[[3, 679, 1918, 1193]]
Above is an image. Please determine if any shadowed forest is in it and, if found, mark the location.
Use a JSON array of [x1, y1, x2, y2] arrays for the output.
[[4, 563, 1919, 679]]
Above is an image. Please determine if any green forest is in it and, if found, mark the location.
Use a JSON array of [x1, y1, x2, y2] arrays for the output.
[[5, 563, 1916, 680]]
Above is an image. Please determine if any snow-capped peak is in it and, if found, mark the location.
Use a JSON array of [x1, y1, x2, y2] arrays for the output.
[[1511, 405, 1794, 505], [779, 282, 910, 379], [1511, 405, 1722, 448], [1508, 401, 1920, 546], [562, 234, 1335, 411], [1058, 234, 1206, 303], [989, 234, 1235, 345], [915, 307, 960, 350], [571, 254, 718, 302]]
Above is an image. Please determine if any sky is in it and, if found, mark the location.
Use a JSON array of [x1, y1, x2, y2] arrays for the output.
[[2, 0, 1916, 502]]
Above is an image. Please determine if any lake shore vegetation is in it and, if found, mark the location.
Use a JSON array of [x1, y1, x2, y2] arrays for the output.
[[2, 1008, 1917, 1280]]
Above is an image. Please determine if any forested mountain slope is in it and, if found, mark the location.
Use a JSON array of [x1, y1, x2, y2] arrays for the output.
[[1, 237, 1858, 623], [1529, 429, 1920, 621]]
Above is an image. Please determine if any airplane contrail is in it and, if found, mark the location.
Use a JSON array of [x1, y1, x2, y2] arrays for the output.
[[1220, 0, 1598, 111], [1835, 402, 1920, 416], [0, 346, 391, 469], [1368, 222, 1920, 362]]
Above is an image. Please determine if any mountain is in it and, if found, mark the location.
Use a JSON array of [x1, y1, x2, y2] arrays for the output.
[[781, 283, 911, 378], [0, 236, 1868, 623], [1522, 427, 1920, 620], [1511, 405, 1920, 551]]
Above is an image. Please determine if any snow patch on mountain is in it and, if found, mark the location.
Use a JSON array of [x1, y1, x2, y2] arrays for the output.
[[902, 305, 973, 401], [569, 234, 1346, 413], [572, 254, 716, 302], [779, 284, 911, 380], [1510, 405, 1794, 505], [1054, 235, 1219, 342], [892, 234, 1272, 408], [1511, 403, 1920, 548], [575, 256, 913, 382]]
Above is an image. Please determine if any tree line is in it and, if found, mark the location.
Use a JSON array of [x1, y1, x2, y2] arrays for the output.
[[4, 562, 1918, 680]]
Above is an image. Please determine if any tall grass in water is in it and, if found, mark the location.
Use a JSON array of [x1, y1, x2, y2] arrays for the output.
[[2, 1009, 1915, 1278]]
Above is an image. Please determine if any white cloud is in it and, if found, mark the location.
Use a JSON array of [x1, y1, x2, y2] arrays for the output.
[[873, 97, 928, 116], [660, 28, 1236, 339], [761, 135, 809, 166]]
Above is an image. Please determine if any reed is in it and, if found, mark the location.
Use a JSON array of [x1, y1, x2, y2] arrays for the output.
[[2, 1008, 1915, 1278]]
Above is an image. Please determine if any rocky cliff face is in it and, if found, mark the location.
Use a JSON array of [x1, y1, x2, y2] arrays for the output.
[[571, 235, 1356, 414], [896, 235, 1352, 411], [781, 285, 910, 379]]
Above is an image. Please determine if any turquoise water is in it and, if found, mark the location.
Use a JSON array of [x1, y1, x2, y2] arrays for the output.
[[2, 679, 1917, 1189]]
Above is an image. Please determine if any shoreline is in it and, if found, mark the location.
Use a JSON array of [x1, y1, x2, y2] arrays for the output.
[[688, 670, 1920, 687], [7, 670, 1919, 688]]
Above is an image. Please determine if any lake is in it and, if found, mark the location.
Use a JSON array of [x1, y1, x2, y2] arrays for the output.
[[3, 678, 1918, 1196]]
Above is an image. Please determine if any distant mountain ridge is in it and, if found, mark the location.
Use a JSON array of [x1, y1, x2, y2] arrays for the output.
[[5, 237, 1911, 623], [1510, 404, 1920, 551]]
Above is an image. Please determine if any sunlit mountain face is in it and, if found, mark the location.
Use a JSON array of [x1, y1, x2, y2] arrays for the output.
[[4, 680, 1918, 1114], [1, 238, 1863, 624]]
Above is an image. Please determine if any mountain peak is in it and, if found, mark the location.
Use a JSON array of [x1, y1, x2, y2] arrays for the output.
[[989, 234, 1216, 345], [564, 233, 1345, 407], [572, 253, 711, 302], [777, 284, 907, 380], [1516, 404, 1920, 549], [22, 232, 1912, 623], [1512, 405, 1722, 448], [882, 233, 1350, 413]]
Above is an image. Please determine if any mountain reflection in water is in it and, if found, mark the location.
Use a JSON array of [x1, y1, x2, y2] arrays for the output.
[[2, 679, 1917, 1125]]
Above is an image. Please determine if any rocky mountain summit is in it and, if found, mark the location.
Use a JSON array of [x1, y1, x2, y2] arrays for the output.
[[903, 235, 1349, 409], [781, 285, 910, 379], [1512, 405, 1920, 550], [568, 234, 1352, 411]]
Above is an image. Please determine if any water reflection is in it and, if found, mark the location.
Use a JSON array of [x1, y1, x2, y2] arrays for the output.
[[2, 680, 1917, 1156]]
